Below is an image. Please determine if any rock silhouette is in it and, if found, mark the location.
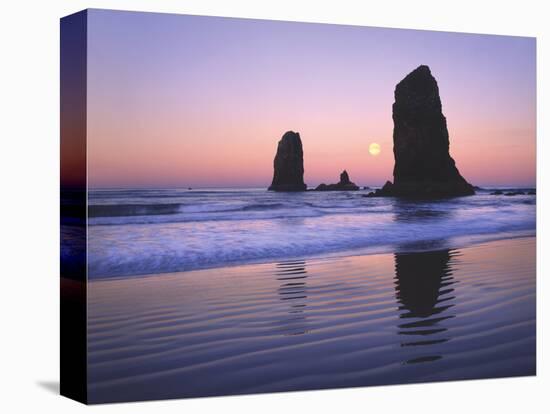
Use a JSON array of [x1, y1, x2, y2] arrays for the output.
[[394, 249, 454, 318], [268, 131, 307, 191], [315, 170, 359, 191], [370, 65, 474, 198]]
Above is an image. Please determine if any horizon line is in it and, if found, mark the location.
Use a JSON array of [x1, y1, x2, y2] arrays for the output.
[[87, 183, 537, 190]]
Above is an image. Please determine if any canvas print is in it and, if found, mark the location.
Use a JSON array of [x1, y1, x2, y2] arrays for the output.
[[60, 9, 536, 404]]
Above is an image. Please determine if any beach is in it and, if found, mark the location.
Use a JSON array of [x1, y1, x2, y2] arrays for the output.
[[87, 235, 536, 403]]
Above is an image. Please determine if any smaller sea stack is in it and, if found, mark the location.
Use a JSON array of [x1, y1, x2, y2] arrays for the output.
[[268, 131, 307, 191], [315, 170, 360, 191]]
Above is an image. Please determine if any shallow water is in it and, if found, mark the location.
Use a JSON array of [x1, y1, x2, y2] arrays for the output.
[[87, 188, 536, 278], [87, 237, 536, 403]]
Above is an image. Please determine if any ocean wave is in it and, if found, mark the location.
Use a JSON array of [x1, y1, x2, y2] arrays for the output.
[[87, 193, 533, 226], [89, 201, 306, 220], [89, 204, 183, 217], [87, 203, 392, 225], [88, 206, 535, 278]]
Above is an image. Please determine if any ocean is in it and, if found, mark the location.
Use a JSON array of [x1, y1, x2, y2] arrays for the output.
[[78, 187, 537, 402], [86, 187, 536, 279]]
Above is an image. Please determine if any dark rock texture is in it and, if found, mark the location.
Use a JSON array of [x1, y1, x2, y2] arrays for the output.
[[315, 170, 359, 191], [268, 131, 307, 191], [365, 181, 394, 197], [371, 65, 474, 198]]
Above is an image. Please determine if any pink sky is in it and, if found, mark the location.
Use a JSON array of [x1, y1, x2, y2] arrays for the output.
[[86, 10, 536, 188]]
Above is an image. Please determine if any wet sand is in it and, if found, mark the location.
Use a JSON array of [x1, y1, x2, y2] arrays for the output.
[[87, 236, 536, 403]]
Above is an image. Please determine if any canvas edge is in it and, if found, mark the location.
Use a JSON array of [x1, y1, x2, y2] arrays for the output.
[[60, 9, 88, 405]]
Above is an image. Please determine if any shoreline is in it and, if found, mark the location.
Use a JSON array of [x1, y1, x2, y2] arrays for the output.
[[89, 230, 535, 281], [87, 235, 535, 402], [87, 188, 535, 279]]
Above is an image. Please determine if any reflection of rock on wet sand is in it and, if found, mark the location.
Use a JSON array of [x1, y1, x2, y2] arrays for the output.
[[275, 260, 309, 336], [394, 249, 458, 364]]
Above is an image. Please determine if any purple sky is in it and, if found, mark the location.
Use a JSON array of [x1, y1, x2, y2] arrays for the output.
[[86, 9, 536, 188]]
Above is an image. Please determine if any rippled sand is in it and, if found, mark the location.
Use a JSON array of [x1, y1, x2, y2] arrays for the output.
[[87, 237, 536, 403]]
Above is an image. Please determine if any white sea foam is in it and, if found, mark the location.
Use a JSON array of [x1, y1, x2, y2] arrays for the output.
[[86, 188, 536, 278]]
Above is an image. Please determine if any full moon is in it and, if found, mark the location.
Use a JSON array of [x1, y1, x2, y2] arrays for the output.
[[369, 143, 381, 156]]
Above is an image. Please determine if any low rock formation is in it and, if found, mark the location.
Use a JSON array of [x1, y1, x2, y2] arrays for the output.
[[365, 181, 395, 197], [490, 189, 535, 196], [315, 170, 360, 191], [369, 65, 475, 198], [268, 131, 307, 191]]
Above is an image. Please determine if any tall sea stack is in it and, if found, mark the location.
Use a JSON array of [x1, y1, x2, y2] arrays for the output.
[[372, 65, 474, 197], [268, 131, 307, 191]]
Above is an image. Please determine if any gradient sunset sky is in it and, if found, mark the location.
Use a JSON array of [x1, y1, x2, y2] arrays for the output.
[[87, 9, 536, 188]]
